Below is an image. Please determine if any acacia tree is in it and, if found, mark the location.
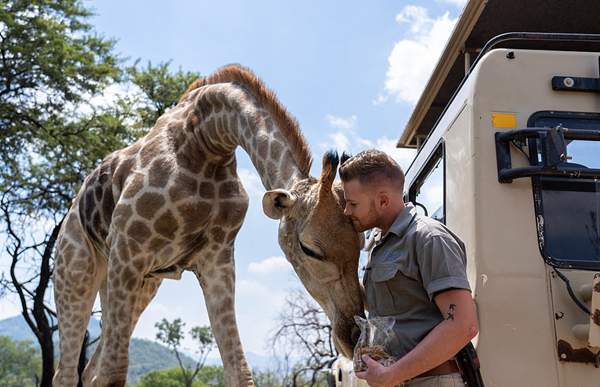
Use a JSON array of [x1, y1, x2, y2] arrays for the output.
[[269, 290, 336, 387], [155, 318, 216, 387], [0, 2, 201, 386], [0, 2, 121, 385]]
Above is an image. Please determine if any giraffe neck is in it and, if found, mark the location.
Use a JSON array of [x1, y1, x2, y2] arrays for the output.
[[185, 83, 311, 191]]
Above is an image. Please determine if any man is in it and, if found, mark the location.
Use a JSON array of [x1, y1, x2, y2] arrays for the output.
[[339, 149, 478, 387]]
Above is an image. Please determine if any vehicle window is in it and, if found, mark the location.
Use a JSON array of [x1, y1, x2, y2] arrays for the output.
[[529, 112, 600, 269], [408, 143, 445, 223]]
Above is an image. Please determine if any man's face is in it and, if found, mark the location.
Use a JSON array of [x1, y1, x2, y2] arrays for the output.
[[342, 179, 381, 232]]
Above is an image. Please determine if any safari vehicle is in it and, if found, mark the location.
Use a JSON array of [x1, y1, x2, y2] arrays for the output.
[[328, 0, 600, 386]]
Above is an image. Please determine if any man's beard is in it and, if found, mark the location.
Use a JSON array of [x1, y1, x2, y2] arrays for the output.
[[352, 202, 380, 232]]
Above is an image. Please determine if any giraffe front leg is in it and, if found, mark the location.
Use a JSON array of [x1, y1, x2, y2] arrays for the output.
[[82, 276, 163, 386], [195, 247, 255, 387], [87, 237, 150, 387]]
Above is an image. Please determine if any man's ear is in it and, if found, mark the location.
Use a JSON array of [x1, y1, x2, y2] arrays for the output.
[[262, 189, 298, 220], [377, 192, 390, 209]]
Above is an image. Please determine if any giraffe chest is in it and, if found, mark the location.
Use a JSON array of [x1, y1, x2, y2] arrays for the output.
[[114, 186, 248, 275]]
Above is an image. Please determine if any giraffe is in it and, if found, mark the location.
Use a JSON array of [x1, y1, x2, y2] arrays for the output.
[[52, 64, 365, 387]]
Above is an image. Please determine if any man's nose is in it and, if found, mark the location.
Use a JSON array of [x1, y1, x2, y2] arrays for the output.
[[344, 205, 351, 216]]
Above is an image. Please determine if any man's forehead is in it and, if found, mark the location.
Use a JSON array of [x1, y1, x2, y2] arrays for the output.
[[342, 179, 363, 200]]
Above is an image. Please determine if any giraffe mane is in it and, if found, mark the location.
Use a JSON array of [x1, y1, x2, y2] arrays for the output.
[[179, 64, 313, 176]]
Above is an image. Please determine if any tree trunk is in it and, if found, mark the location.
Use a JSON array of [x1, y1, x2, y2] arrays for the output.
[[77, 331, 89, 387], [33, 221, 62, 387]]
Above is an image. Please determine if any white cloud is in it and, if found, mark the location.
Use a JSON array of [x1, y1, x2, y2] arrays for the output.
[[375, 137, 417, 170], [247, 256, 292, 274], [326, 114, 357, 130], [144, 301, 185, 321], [320, 114, 372, 154], [237, 167, 265, 207], [436, 0, 467, 7], [327, 131, 352, 152], [381, 6, 458, 106], [237, 279, 270, 296], [319, 117, 416, 168]]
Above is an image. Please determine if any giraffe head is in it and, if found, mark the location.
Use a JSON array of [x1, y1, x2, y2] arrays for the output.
[[263, 150, 364, 358]]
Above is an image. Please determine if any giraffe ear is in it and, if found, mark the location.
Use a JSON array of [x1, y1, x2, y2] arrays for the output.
[[262, 189, 298, 220]]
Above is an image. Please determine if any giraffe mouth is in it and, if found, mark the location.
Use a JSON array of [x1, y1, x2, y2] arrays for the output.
[[333, 312, 364, 358]]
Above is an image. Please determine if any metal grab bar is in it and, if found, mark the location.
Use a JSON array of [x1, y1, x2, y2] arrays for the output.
[[495, 126, 600, 183]]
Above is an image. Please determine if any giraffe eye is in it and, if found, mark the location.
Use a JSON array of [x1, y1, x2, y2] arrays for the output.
[[299, 242, 323, 260]]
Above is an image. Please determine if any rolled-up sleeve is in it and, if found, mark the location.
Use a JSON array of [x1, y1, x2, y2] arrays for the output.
[[418, 234, 471, 300]]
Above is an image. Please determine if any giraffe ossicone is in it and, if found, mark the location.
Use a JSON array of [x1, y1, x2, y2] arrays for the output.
[[52, 64, 364, 387]]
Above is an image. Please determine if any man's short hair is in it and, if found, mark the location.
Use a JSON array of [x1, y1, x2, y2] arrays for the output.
[[339, 149, 405, 192]]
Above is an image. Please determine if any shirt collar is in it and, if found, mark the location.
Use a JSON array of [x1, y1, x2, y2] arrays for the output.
[[385, 202, 417, 240]]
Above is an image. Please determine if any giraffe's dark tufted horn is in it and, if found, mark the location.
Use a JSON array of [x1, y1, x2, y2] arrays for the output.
[[340, 151, 352, 166], [318, 150, 339, 194]]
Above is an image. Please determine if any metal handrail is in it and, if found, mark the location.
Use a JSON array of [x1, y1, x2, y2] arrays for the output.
[[495, 126, 600, 183]]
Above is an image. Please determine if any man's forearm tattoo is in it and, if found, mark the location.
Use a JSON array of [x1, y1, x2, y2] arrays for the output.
[[445, 304, 456, 321]]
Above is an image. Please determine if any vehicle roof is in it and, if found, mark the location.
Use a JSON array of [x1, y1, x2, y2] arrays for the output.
[[398, 0, 600, 149]]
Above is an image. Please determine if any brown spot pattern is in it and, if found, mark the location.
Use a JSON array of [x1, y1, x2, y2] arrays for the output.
[[122, 174, 145, 200], [154, 210, 178, 239], [178, 202, 212, 233], [136, 193, 166, 220], [148, 159, 171, 188], [169, 173, 199, 202], [199, 182, 216, 199]]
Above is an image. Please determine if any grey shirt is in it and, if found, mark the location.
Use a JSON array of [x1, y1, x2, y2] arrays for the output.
[[364, 203, 470, 358]]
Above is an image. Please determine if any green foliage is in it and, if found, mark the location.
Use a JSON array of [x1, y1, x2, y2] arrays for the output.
[[195, 365, 224, 387], [0, 0, 123, 213], [189, 326, 214, 348], [0, 0, 120, 114], [0, 335, 42, 387], [136, 366, 224, 387], [155, 318, 216, 387], [127, 338, 196, 386], [137, 367, 186, 387], [253, 370, 283, 387], [156, 318, 186, 349], [127, 60, 200, 129]]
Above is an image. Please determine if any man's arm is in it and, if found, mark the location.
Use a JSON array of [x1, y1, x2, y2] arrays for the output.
[[355, 289, 478, 387]]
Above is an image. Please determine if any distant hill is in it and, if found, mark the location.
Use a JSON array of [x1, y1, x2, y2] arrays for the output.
[[0, 315, 277, 384], [0, 315, 195, 385], [0, 314, 102, 343]]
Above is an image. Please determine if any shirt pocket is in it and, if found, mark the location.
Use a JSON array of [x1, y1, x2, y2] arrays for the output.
[[370, 264, 412, 316]]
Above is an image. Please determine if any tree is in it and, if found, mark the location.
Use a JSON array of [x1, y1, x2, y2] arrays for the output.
[[136, 365, 224, 387], [0, 335, 43, 387], [137, 367, 186, 387], [195, 365, 225, 387], [252, 370, 284, 387], [155, 318, 216, 387], [0, 1, 121, 385], [127, 60, 201, 130], [0, 2, 202, 385], [269, 290, 335, 387]]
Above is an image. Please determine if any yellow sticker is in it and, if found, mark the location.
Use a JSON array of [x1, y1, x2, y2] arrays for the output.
[[492, 113, 516, 128]]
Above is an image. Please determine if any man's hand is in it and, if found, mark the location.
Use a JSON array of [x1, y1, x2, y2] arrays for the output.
[[355, 355, 402, 387]]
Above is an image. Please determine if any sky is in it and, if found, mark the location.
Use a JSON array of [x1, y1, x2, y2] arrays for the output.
[[0, 0, 468, 360]]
